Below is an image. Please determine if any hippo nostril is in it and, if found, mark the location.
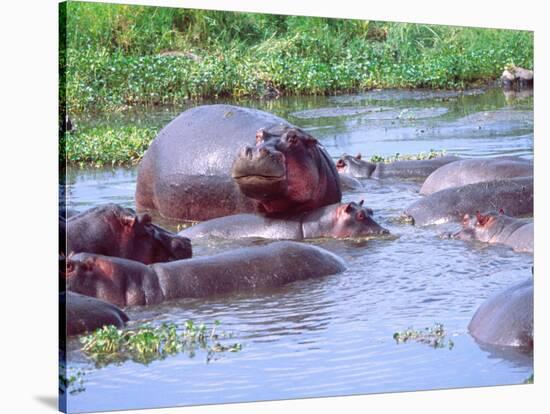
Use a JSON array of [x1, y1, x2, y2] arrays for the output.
[[244, 146, 253, 159], [259, 147, 269, 158]]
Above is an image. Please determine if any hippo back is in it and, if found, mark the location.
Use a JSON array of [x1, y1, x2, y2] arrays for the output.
[[147, 105, 291, 178], [468, 278, 533, 349]]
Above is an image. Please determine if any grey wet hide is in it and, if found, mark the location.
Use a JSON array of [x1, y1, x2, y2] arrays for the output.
[[469, 278, 533, 350]]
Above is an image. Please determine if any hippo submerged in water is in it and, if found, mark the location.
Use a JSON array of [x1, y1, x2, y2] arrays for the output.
[[335, 153, 461, 180], [66, 241, 347, 307], [469, 278, 533, 350], [179, 200, 389, 240], [451, 210, 533, 253], [66, 204, 192, 264], [403, 177, 533, 226], [62, 291, 129, 336], [420, 157, 533, 195], [136, 105, 341, 221]]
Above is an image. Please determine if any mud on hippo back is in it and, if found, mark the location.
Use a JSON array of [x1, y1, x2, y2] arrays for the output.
[[135, 105, 341, 221]]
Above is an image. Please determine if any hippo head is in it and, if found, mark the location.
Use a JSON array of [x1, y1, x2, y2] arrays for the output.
[[112, 206, 192, 263], [335, 154, 375, 177], [65, 253, 129, 307], [232, 126, 342, 214], [332, 200, 389, 238], [452, 210, 505, 242]]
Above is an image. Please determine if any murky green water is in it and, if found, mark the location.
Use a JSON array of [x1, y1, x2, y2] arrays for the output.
[[64, 87, 533, 413]]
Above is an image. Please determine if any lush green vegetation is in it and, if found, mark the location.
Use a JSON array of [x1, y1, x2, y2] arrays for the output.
[[80, 320, 242, 366], [64, 2, 533, 114], [63, 125, 157, 167], [393, 323, 455, 349]]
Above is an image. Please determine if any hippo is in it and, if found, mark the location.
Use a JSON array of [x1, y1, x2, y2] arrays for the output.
[[66, 204, 192, 263], [451, 210, 533, 253], [469, 278, 533, 350], [335, 153, 461, 180], [420, 158, 533, 195], [65, 241, 347, 307], [136, 105, 341, 221], [403, 177, 533, 226], [61, 291, 129, 336], [178, 201, 389, 240]]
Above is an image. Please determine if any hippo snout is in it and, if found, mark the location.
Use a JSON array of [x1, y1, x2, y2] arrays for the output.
[[170, 237, 192, 260], [232, 144, 286, 180]]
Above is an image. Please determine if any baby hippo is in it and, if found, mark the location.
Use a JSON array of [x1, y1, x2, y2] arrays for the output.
[[66, 203, 192, 264], [452, 210, 533, 253], [178, 201, 389, 240], [336, 153, 460, 180], [65, 241, 347, 307]]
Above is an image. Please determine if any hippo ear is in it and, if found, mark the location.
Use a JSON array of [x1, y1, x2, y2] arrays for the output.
[[499, 208, 505, 215], [345, 203, 353, 213], [256, 128, 267, 144], [356, 153, 362, 160], [359, 199, 364, 206], [65, 259, 74, 274], [138, 213, 152, 225], [121, 214, 137, 228], [475, 211, 490, 226]]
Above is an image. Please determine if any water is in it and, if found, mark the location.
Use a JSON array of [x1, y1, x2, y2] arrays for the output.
[[64, 87, 533, 413]]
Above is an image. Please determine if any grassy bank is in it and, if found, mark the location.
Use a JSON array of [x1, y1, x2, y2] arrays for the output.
[[63, 2, 533, 114]]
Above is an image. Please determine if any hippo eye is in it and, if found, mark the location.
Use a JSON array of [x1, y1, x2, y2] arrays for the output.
[[336, 159, 346, 168], [356, 211, 366, 221]]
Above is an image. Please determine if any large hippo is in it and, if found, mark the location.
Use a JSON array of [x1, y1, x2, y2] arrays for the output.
[[61, 291, 129, 336], [403, 177, 533, 226], [66, 204, 192, 263], [179, 201, 389, 240], [136, 105, 341, 221], [451, 210, 533, 253], [65, 241, 347, 307], [469, 278, 533, 350], [420, 158, 533, 195], [335, 153, 461, 180]]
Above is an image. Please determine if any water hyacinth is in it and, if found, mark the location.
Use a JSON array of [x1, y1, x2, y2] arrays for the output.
[[79, 321, 243, 366]]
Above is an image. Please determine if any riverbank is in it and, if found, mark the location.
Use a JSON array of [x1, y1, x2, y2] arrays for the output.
[[62, 3, 533, 114]]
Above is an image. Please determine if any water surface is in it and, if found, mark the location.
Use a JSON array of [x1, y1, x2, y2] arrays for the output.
[[65, 87, 533, 413]]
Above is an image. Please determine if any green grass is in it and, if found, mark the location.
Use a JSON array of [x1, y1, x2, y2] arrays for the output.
[[62, 2, 534, 114], [63, 125, 158, 167]]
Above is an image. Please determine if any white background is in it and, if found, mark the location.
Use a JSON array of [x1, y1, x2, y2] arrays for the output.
[[0, 0, 547, 413]]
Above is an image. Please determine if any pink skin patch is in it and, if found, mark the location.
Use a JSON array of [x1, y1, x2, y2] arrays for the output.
[[285, 156, 319, 204]]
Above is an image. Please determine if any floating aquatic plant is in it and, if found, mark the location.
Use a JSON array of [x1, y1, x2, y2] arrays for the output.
[[80, 320, 243, 366], [393, 322, 455, 350]]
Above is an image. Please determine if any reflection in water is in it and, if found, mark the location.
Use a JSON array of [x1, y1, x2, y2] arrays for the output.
[[66, 87, 533, 413]]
